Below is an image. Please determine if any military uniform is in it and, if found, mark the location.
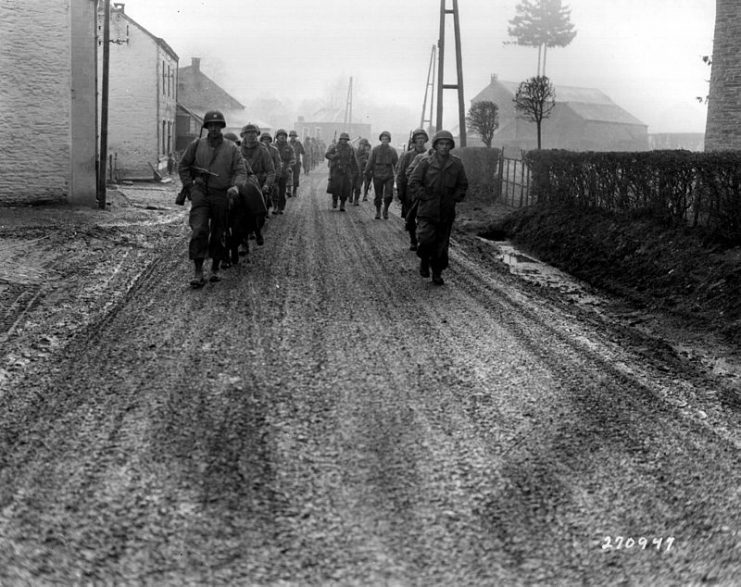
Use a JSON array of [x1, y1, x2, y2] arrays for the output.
[[354, 139, 371, 204], [289, 131, 305, 196], [325, 133, 359, 211], [408, 130, 467, 285], [178, 115, 247, 284], [365, 131, 399, 219], [273, 130, 296, 214]]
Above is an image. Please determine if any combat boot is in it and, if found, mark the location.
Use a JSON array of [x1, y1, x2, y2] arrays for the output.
[[419, 258, 430, 278], [375, 205, 381, 219], [353, 193, 360, 206], [432, 272, 445, 286], [332, 196, 338, 209], [339, 200, 346, 212], [190, 259, 206, 288], [382, 202, 390, 219]]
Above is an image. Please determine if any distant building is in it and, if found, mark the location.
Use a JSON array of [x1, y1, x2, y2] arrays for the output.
[[648, 133, 705, 152], [97, 3, 179, 180], [294, 109, 371, 143], [471, 75, 649, 152], [0, 0, 97, 205], [177, 57, 247, 141]]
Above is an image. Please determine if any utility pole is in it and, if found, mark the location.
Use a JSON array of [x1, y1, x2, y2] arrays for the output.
[[436, 0, 466, 147], [97, 0, 111, 208], [420, 44, 436, 136], [344, 76, 353, 128]]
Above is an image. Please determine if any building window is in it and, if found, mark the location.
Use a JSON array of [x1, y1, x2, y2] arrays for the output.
[[162, 61, 165, 95], [162, 120, 166, 154], [167, 121, 172, 153]]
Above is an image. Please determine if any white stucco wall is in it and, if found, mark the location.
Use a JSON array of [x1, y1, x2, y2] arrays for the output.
[[0, 2, 71, 204], [100, 7, 177, 179]]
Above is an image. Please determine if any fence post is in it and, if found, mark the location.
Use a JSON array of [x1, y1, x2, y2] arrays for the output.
[[519, 157, 526, 207], [497, 149, 505, 203]]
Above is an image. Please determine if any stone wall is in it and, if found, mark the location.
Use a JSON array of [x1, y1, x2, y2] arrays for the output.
[[705, 0, 741, 150]]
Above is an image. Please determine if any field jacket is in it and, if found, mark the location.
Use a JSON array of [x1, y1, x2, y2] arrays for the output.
[[408, 152, 468, 222], [364, 143, 398, 180], [178, 136, 247, 192]]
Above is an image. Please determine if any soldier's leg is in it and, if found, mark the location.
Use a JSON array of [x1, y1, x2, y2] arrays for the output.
[[188, 186, 210, 286], [373, 177, 384, 218], [292, 164, 300, 196], [207, 191, 229, 281], [382, 177, 393, 219], [339, 176, 350, 211], [415, 218, 437, 278], [430, 218, 454, 285]]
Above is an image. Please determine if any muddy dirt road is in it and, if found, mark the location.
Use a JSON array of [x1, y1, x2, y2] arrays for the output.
[[1, 171, 740, 585]]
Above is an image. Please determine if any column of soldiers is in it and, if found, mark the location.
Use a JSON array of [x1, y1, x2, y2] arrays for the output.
[[178, 110, 316, 288], [324, 127, 468, 286], [178, 110, 467, 288]]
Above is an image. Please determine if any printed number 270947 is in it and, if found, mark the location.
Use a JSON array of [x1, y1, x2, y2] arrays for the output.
[[601, 536, 675, 552]]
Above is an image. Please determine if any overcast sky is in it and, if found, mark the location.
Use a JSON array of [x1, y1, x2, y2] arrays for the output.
[[123, 0, 715, 136]]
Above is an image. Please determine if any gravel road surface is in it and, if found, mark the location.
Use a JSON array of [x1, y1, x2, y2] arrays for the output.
[[1, 171, 740, 585]]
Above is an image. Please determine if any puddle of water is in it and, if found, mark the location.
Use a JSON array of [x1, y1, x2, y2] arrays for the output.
[[478, 237, 604, 306]]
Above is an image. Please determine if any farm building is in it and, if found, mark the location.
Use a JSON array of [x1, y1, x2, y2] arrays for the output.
[[470, 75, 648, 152]]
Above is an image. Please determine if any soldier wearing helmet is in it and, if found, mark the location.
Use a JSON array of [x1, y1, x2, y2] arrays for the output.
[[407, 130, 467, 286], [260, 133, 282, 211], [396, 128, 430, 250], [272, 129, 296, 215], [239, 123, 276, 249], [353, 138, 372, 205], [364, 131, 399, 219], [325, 132, 359, 211], [178, 110, 247, 287], [288, 130, 305, 197]]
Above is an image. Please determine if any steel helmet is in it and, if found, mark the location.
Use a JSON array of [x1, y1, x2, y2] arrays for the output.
[[379, 130, 391, 141], [411, 128, 429, 142], [259, 132, 273, 142], [202, 110, 226, 128], [432, 130, 455, 149], [240, 123, 260, 136], [338, 132, 350, 140], [275, 128, 288, 138], [223, 132, 240, 143], [289, 130, 298, 137]]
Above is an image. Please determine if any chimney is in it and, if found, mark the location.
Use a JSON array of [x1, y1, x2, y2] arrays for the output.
[[192, 57, 200, 73], [490, 73, 498, 84], [113, 2, 125, 11]]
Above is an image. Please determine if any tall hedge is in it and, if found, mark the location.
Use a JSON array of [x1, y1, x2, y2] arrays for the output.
[[452, 147, 501, 198], [523, 150, 741, 244]]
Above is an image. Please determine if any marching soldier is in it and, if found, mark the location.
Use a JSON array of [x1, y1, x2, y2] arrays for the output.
[[354, 138, 371, 205], [325, 132, 359, 211], [273, 129, 296, 214], [396, 128, 430, 250], [365, 131, 398, 219], [408, 130, 468, 286], [178, 110, 247, 287], [288, 130, 305, 196], [240, 123, 275, 246]]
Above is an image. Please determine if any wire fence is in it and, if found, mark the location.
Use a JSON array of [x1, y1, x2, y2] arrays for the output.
[[498, 152, 534, 207]]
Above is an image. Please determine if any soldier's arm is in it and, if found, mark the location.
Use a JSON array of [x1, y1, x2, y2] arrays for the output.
[[231, 145, 248, 187], [177, 139, 199, 186], [263, 150, 276, 188], [364, 148, 375, 177], [454, 163, 468, 202]]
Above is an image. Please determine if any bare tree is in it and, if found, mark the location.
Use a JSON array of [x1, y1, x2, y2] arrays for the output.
[[514, 76, 556, 150], [508, 0, 577, 75], [466, 101, 499, 148]]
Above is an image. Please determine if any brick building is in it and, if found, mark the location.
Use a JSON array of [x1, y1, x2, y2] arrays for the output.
[[97, 3, 178, 180], [705, 0, 741, 150], [470, 75, 648, 152], [0, 0, 97, 206]]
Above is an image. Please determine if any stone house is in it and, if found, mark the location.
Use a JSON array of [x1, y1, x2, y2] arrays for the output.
[[97, 3, 178, 180], [470, 75, 648, 152], [177, 57, 246, 143], [0, 0, 97, 206]]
